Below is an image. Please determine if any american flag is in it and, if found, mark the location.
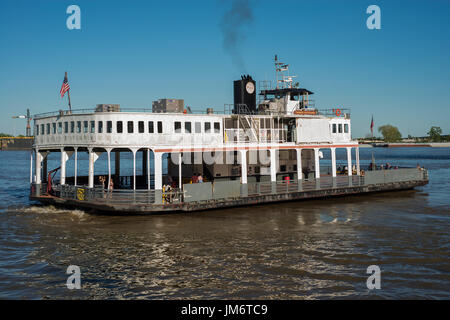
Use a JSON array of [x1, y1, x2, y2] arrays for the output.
[[370, 115, 374, 135], [60, 73, 70, 98]]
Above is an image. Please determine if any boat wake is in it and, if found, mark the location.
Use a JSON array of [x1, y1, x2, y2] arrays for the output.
[[6, 205, 86, 218]]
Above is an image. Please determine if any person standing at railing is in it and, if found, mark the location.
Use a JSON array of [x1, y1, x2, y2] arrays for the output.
[[105, 179, 114, 199], [99, 176, 106, 189], [98, 176, 107, 198], [198, 174, 203, 183]]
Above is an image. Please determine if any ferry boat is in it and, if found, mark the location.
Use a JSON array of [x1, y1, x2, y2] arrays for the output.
[[29, 56, 429, 214]]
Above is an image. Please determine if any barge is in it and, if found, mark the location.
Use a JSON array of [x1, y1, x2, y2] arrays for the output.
[[29, 57, 429, 214]]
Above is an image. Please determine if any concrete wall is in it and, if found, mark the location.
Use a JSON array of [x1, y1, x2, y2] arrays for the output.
[[0, 137, 34, 150]]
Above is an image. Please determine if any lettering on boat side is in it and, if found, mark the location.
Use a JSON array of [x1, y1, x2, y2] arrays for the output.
[[66, 265, 81, 289], [366, 265, 381, 290], [66, 5, 81, 30], [366, 5, 381, 30]]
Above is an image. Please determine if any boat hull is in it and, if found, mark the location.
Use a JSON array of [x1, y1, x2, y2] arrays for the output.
[[30, 178, 428, 215]]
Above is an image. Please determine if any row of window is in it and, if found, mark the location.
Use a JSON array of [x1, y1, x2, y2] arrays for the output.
[[332, 123, 349, 134], [174, 121, 220, 134], [35, 120, 221, 135]]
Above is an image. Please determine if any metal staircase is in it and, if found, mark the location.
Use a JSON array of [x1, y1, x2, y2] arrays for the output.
[[238, 115, 259, 142]]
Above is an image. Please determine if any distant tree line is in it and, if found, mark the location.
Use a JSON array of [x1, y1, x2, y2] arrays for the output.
[[359, 125, 448, 143], [0, 133, 13, 137], [0, 133, 26, 137], [378, 125, 402, 142]]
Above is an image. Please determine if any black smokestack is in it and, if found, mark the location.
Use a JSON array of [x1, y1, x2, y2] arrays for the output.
[[220, 0, 253, 71]]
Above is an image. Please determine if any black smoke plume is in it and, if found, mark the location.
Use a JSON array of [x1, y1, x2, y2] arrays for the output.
[[220, 0, 253, 71]]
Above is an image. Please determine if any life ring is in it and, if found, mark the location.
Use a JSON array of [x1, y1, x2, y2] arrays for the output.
[[335, 109, 341, 117]]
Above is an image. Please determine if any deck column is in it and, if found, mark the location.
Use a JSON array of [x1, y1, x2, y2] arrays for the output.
[[35, 149, 42, 184], [147, 149, 151, 190], [356, 146, 360, 175], [154, 152, 163, 190], [178, 152, 182, 189], [60, 148, 68, 185], [331, 147, 337, 188], [240, 150, 247, 184], [29, 150, 33, 184], [270, 149, 277, 193], [74, 148, 78, 186], [314, 148, 320, 179], [88, 149, 94, 188], [346, 147, 352, 176], [331, 147, 337, 177], [154, 151, 163, 204], [132, 149, 137, 190], [107, 149, 111, 190], [270, 149, 277, 182], [88, 149, 103, 188], [296, 149, 302, 180]]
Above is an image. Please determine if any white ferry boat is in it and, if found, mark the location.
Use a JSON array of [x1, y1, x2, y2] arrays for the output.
[[29, 57, 428, 214]]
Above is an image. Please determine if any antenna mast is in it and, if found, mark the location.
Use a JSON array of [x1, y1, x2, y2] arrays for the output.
[[274, 55, 295, 89]]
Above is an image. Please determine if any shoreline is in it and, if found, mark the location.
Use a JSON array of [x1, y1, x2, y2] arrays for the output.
[[358, 142, 450, 148]]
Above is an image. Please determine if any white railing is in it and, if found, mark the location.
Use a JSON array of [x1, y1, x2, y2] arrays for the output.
[[224, 128, 288, 143]]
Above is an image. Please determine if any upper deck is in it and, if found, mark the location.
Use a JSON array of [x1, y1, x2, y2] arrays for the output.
[[32, 106, 353, 150]]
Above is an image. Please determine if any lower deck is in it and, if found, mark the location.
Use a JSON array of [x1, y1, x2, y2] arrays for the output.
[[30, 168, 429, 214]]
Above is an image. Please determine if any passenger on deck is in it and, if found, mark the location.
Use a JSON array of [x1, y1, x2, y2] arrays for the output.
[[192, 173, 198, 183], [303, 168, 310, 179], [198, 174, 203, 183], [99, 176, 106, 189], [167, 175, 174, 187]]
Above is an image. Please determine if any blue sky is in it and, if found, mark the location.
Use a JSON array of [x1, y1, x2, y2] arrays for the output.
[[0, 0, 449, 137]]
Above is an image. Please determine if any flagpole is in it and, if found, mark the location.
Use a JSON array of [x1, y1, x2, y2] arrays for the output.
[[65, 72, 72, 113], [67, 89, 72, 113]]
